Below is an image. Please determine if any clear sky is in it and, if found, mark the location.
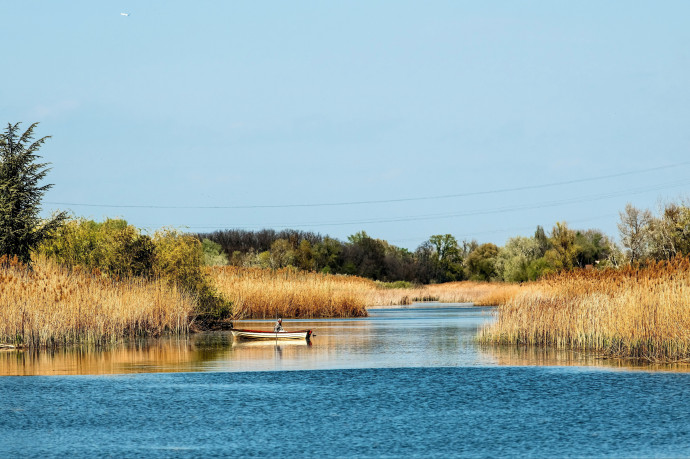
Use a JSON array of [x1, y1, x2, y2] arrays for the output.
[[4, 1, 690, 249]]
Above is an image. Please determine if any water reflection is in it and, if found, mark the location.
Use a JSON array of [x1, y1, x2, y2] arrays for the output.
[[479, 343, 690, 373], [2, 303, 688, 376]]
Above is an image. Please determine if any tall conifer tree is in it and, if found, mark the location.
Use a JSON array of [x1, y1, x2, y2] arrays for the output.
[[0, 122, 66, 264]]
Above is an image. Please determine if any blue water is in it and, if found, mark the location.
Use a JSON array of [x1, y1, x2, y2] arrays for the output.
[[2, 305, 690, 458], [2, 367, 690, 458]]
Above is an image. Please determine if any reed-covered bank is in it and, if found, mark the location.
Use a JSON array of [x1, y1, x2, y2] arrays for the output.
[[207, 266, 370, 318], [479, 258, 690, 362], [0, 256, 194, 348], [366, 281, 523, 307], [207, 266, 521, 318]]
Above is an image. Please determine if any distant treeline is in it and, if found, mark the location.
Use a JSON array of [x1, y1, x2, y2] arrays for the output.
[[197, 227, 612, 284], [198, 200, 690, 284]]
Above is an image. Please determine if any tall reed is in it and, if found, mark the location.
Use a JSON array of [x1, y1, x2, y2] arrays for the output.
[[208, 267, 521, 318], [207, 266, 370, 318], [479, 258, 690, 362], [0, 256, 194, 348], [363, 281, 524, 307]]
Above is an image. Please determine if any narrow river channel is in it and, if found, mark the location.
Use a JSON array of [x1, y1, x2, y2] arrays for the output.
[[2, 304, 690, 458]]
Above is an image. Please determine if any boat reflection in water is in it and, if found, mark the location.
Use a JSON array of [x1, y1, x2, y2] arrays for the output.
[[2, 304, 686, 376]]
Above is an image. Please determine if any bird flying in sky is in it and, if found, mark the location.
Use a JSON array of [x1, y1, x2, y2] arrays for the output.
[[120, 13, 130, 17]]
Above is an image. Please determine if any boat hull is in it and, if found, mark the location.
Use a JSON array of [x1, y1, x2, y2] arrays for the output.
[[231, 329, 312, 341]]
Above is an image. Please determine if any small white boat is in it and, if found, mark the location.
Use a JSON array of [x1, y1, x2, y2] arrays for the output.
[[231, 328, 313, 341]]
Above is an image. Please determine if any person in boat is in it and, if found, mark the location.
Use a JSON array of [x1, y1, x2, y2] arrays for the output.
[[274, 318, 284, 332]]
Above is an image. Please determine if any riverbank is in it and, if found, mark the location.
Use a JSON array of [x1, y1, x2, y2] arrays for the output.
[[0, 257, 194, 348], [479, 258, 690, 363], [1, 259, 520, 348], [207, 266, 523, 319]]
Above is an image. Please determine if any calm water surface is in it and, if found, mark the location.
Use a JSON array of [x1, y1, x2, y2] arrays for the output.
[[2, 304, 690, 458]]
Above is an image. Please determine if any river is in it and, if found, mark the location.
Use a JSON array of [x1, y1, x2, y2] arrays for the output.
[[1, 304, 690, 458]]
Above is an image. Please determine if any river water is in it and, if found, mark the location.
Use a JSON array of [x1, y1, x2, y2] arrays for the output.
[[2, 304, 690, 458]]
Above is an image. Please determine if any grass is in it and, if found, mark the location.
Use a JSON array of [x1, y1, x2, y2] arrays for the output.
[[479, 258, 690, 363], [0, 256, 523, 348], [207, 266, 522, 318], [207, 266, 370, 318], [0, 256, 194, 348], [363, 280, 524, 307]]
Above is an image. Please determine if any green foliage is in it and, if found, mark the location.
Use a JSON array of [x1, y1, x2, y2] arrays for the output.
[[574, 229, 613, 268], [345, 231, 387, 280], [498, 236, 542, 282], [202, 238, 228, 266], [268, 238, 296, 268], [0, 122, 66, 264], [295, 239, 315, 271], [153, 229, 205, 290], [39, 218, 154, 277], [465, 243, 500, 281], [153, 229, 231, 319], [313, 237, 342, 273], [545, 222, 580, 271], [526, 257, 553, 281], [375, 280, 413, 289], [41, 220, 231, 319], [429, 234, 464, 282], [534, 225, 549, 256]]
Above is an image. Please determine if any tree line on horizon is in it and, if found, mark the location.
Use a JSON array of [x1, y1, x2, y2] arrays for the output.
[[3, 121, 690, 289], [197, 200, 690, 284]]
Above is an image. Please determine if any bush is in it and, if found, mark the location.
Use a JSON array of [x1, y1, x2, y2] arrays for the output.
[[153, 229, 232, 320], [39, 218, 154, 277], [40, 220, 232, 321], [202, 238, 229, 266]]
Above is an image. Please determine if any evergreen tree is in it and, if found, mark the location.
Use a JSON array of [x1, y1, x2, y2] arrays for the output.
[[0, 122, 66, 264]]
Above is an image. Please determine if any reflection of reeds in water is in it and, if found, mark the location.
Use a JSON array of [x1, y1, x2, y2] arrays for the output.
[[0, 336, 228, 376], [479, 258, 690, 363], [0, 256, 194, 348], [480, 344, 690, 372], [209, 267, 523, 318]]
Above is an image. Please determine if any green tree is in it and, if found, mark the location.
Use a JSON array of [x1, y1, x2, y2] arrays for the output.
[[497, 236, 542, 282], [0, 123, 66, 264], [295, 239, 315, 271], [313, 237, 342, 273], [345, 231, 387, 280], [429, 234, 463, 281], [465, 243, 500, 281], [574, 229, 612, 268], [545, 222, 580, 271], [268, 238, 296, 268]]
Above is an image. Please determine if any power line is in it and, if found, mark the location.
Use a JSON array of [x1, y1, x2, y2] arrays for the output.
[[387, 214, 615, 244], [137, 178, 690, 230], [45, 160, 690, 210]]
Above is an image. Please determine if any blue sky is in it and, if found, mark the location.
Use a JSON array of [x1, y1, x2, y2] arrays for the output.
[[4, 1, 690, 249]]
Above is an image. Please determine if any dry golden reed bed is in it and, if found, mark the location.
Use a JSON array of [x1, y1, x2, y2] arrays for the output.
[[207, 266, 521, 318], [207, 266, 370, 318], [366, 281, 524, 308], [0, 257, 194, 348], [479, 258, 690, 363]]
